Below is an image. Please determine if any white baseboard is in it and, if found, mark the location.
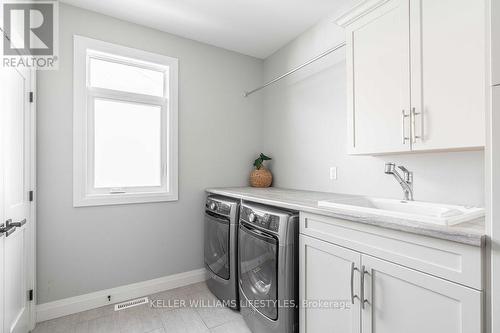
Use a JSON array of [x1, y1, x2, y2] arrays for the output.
[[36, 268, 207, 323]]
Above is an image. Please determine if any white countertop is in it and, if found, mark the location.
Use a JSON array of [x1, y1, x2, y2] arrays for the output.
[[206, 187, 485, 247]]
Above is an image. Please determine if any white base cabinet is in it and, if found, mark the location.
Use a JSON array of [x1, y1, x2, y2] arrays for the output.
[[299, 213, 483, 333], [362, 255, 482, 333], [299, 236, 361, 333]]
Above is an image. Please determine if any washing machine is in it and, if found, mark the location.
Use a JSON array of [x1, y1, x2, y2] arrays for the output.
[[238, 201, 299, 333], [204, 195, 240, 309]]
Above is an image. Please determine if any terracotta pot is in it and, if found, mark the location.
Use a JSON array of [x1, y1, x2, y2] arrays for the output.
[[250, 168, 273, 188]]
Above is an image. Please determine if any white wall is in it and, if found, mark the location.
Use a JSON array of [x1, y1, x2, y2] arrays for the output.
[[261, 17, 485, 206], [36, 4, 263, 303], [487, 1, 499, 332]]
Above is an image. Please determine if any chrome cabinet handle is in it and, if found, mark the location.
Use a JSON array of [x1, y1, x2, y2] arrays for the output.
[[360, 265, 369, 309], [401, 110, 410, 144], [411, 107, 421, 143], [350, 262, 359, 304], [6, 218, 26, 228]]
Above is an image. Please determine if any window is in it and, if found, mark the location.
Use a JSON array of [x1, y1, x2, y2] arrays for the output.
[[73, 36, 178, 206]]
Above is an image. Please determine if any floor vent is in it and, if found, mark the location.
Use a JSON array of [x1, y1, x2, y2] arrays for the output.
[[114, 297, 149, 311]]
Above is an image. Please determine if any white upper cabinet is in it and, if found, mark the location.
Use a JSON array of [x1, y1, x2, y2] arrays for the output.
[[337, 0, 486, 154], [410, 0, 486, 151], [341, 0, 411, 154]]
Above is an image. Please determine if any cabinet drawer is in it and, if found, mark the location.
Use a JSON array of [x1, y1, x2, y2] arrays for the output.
[[300, 212, 483, 290]]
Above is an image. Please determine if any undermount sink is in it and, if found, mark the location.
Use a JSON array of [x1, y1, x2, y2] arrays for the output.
[[317, 197, 484, 226]]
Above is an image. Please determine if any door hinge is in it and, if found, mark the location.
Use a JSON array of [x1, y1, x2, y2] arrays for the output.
[[28, 190, 34, 202], [28, 289, 33, 301], [29, 91, 34, 103]]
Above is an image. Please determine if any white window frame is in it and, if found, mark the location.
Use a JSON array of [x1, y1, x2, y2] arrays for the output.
[[73, 35, 178, 207]]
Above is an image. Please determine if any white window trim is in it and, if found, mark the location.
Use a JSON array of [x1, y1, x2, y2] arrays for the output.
[[73, 35, 178, 207]]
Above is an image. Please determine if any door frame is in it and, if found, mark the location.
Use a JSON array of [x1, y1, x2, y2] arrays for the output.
[[28, 69, 37, 331]]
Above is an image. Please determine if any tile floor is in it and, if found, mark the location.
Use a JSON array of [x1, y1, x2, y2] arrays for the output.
[[32, 282, 251, 333]]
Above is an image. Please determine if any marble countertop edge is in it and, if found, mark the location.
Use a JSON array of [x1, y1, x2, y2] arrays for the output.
[[205, 187, 485, 247]]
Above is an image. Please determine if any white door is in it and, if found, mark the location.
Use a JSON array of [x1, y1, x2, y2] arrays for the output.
[[1, 66, 33, 333], [0, 185, 4, 333], [361, 255, 482, 333], [299, 235, 361, 333], [345, 0, 411, 154], [0, 67, 5, 333], [410, 0, 486, 150]]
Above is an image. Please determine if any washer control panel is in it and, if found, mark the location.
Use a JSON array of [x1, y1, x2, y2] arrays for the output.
[[241, 206, 280, 232]]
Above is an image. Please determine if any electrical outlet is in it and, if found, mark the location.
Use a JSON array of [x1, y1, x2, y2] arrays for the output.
[[329, 167, 337, 180]]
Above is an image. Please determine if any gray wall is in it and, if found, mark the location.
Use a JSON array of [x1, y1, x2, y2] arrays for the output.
[[261, 18, 485, 206], [37, 4, 263, 303], [38, 3, 485, 305]]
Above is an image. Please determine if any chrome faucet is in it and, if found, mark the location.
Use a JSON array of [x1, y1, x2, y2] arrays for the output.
[[384, 163, 414, 201]]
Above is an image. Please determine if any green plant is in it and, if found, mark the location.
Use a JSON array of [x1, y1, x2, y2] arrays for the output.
[[253, 153, 272, 170]]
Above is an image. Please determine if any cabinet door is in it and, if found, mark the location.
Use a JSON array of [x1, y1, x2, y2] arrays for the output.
[[361, 255, 482, 333], [410, 0, 486, 150], [346, 0, 411, 154], [299, 235, 361, 333]]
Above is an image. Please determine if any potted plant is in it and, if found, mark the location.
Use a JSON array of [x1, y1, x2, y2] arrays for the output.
[[250, 153, 273, 188]]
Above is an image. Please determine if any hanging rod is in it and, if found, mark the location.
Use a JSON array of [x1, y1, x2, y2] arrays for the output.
[[243, 41, 346, 97]]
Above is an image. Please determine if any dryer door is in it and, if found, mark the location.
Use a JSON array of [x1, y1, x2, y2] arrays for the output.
[[204, 211, 230, 280], [239, 222, 278, 320]]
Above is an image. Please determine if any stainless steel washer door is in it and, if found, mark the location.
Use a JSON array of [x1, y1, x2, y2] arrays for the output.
[[239, 222, 278, 320], [204, 211, 230, 280]]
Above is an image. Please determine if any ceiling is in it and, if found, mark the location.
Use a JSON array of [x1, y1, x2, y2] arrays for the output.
[[60, 0, 357, 59]]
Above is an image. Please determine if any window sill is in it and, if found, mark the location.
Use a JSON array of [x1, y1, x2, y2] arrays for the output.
[[73, 192, 178, 207]]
